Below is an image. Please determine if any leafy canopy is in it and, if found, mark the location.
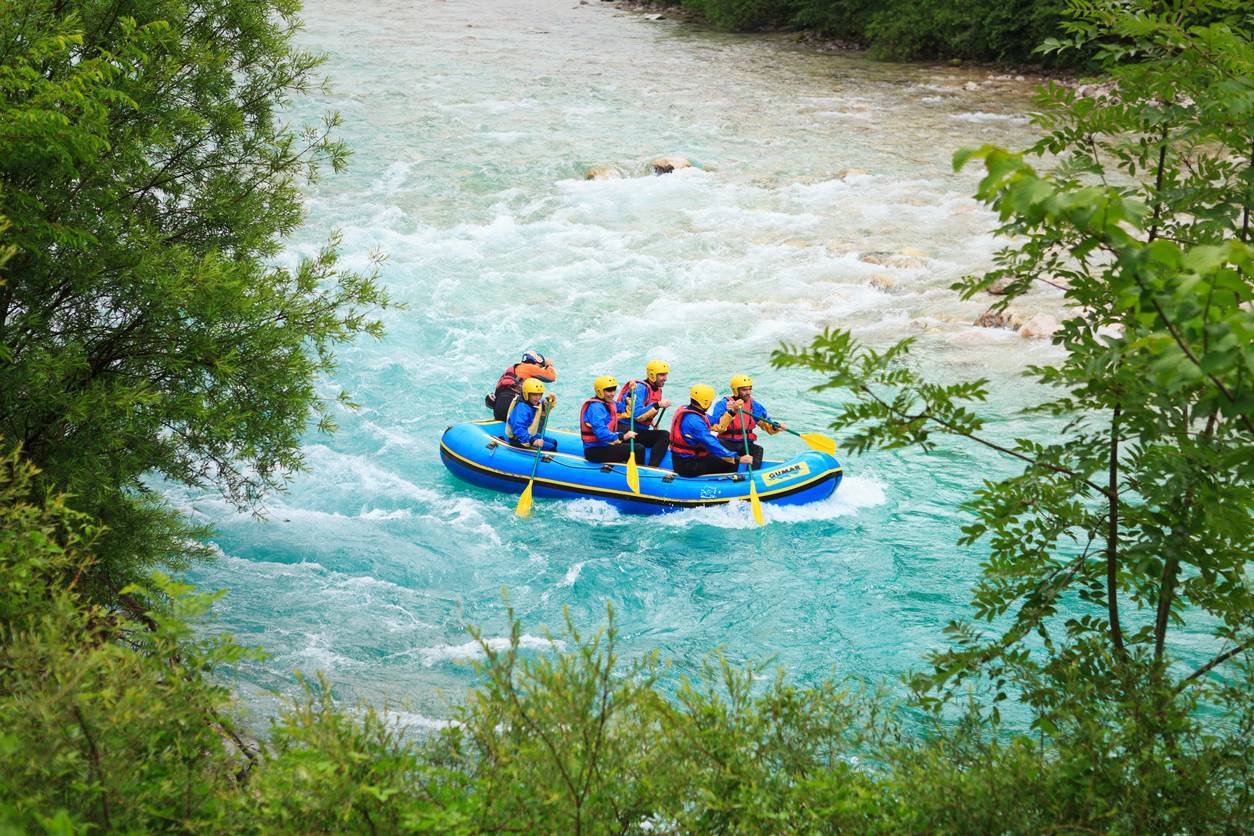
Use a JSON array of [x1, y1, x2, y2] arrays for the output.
[[0, 0, 389, 597]]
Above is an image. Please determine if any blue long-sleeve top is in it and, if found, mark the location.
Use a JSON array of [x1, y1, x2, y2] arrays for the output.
[[677, 412, 736, 459], [583, 400, 621, 448], [508, 400, 546, 445], [615, 381, 659, 424], [709, 397, 773, 428]]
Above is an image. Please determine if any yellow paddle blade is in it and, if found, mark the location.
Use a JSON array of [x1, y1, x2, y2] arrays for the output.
[[799, 432, 838, 457], [515, 481, 534, 518], [626, 451, 641, 495], [748, 477, 765, 527]]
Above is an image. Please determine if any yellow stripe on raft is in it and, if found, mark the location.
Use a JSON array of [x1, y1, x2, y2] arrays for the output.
[[440, 442, 842, 505]]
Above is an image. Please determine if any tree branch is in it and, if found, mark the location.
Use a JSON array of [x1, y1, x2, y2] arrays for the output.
[[1106, 400, 1125, 656], [1177, 641, 1251, 692], [856, 383, 1112, 498]]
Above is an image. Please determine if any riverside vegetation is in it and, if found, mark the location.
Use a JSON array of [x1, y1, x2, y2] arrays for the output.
[[639, 0, 1080, 65], [1, 0, 1250, 831]]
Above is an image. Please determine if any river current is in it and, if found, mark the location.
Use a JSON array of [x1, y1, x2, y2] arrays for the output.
[[181, 0, 1071, 725]]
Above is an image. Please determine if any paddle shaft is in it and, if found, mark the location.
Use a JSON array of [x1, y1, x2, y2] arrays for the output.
[[523, 401, 553, 483], [737, 405, 754, 474], [627, 391, 635, 460], [763, 418, 818, 442]]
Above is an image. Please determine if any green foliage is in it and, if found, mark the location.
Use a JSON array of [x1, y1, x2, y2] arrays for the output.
[[861, 0, 1071, 63], [651, 0, 1081, 64], [0, 444, 257, 832], [774, 0, 1252, 738], [2, 0, 1251, 831], [0, 0, 390, 599], [673, 0, 793, 31]]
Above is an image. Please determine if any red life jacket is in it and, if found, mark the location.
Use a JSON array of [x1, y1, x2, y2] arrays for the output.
[[580, 398, 619, 446], [617, 379, 662, 415], [495, 365, 521, 392], [717, 396, 758, 444], [669, 406, 712, 459]]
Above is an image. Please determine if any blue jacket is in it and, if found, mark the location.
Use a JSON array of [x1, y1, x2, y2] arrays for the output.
[[583, 400, 621, 448], [710, 396, 773, 429], [508, 400, 550, 446], [676, 411, 736, 459]]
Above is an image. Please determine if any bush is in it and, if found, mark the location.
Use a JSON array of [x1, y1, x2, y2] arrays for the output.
[[683, 0, 799, 31]]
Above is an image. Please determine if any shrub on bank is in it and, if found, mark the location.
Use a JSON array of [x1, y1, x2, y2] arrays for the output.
[[2, 463, 1248, 832], [647, 0, 1081, 65]]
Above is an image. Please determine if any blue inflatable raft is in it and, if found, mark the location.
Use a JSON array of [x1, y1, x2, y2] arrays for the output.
[[440, 420, 842, 516]]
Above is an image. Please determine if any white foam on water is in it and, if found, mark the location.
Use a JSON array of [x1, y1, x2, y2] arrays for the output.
[[540, 474, 887, 530], [358, 507, 412, 521], [402, 634, 567, 666], [561, 561, 586, 587], [385, 710, 459, 732], [288, 632, 359, 673], [367, 161, 412, 195], [950, 112, 1030, 124], [557, 499, 627, 525], [815, 110, 873, 120]]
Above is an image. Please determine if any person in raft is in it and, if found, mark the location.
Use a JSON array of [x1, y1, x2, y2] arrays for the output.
[[505, 378, 558, 451], [669, 383, 754, 477], [710, 373, 784, 470], [613, 359, 673, 467], [487, 349, 556, 421], [581, 375, 670, 466]]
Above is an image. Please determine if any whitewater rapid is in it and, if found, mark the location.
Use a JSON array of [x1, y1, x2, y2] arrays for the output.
[[181, 0, 1067, 724]]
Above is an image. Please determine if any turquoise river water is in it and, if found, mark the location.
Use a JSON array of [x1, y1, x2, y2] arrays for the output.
[[180, 0, 1086, 726]]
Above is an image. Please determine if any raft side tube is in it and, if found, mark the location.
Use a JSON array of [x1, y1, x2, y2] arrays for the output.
[[439, 421, 842, 516]]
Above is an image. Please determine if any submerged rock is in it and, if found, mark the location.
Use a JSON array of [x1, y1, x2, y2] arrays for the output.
[[974, 307, 1024, 330], [650, 155, 691, 175], [1018, 314, 1060, 339], [869, 274, 895, 292], [585, 165, 622, 181], [987, 276, 1015, 295]]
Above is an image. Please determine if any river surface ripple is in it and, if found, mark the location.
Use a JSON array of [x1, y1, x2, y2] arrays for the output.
[[182, 0, 1074, 725]]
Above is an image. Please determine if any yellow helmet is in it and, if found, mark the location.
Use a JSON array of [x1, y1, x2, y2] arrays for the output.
[[730, 373, 753, 391], [689, 383, 716, 411], [593, 375, 619, 398], [646, 359, 670, 383], [521, 378, 546, 397]]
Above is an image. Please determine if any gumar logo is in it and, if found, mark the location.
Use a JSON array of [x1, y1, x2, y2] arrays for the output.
[[762, 462, 809, 485]]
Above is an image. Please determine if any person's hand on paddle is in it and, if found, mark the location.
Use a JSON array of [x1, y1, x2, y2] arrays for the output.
[[728, 398, 744, 412], [658, 399, 672, 409], [622, 430, 638, 440], [531, 438, 545, 448], [545, 394, 556, 407], [739, 454, 753, 464]]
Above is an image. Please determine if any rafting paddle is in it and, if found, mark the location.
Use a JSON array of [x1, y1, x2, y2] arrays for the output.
[[625, 391, 641, 494], [760, 420, 838, 457], [515, 399, 553, 518], [736, 404, 765, 527]]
